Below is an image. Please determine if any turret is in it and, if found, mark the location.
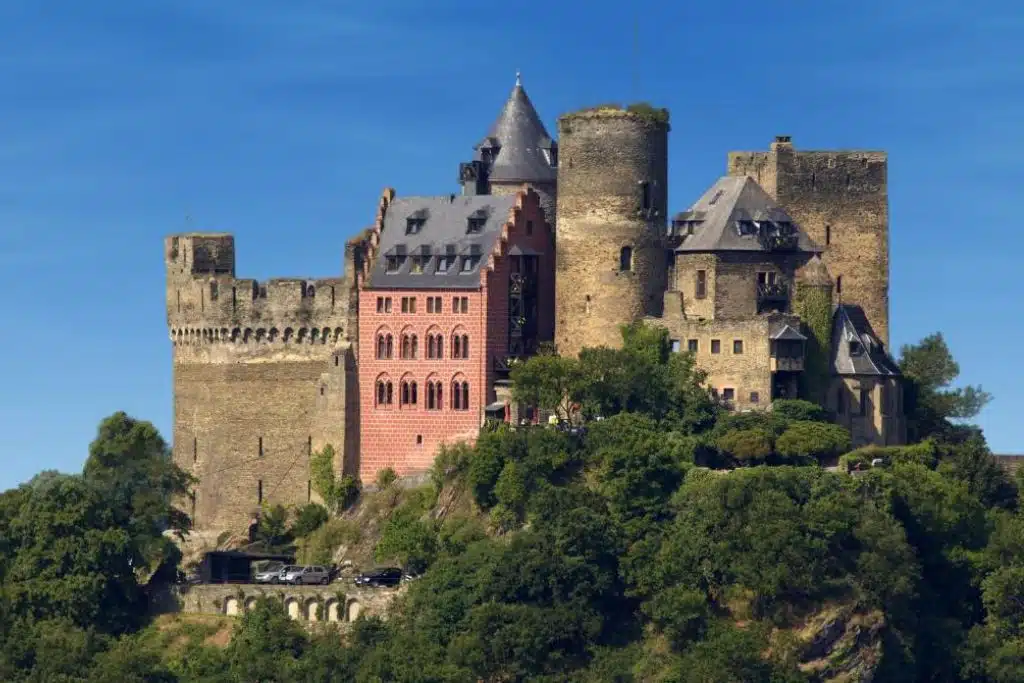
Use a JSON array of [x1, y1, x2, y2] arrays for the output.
[[554, 104, 670, 357], [458, 73, 557, 226], [793, 254, 834, 403]]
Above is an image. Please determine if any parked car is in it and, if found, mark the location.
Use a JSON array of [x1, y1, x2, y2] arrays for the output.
[[354, 567, 403, 588], [278, 565, 305, 583], [253, 562, 285, 584], [284, 565, 331, 585]]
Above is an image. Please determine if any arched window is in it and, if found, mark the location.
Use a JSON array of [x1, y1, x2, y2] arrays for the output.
[[428, 381, 443, 409], [386, 381, 393, 405], [453, 335, 462, 359], [619, 246, 633, 272], [376, 380, 391, 407], [411, 382, 418, 405], [427, 335, 436, 359], [386, 334, 393, 358], [376, 334, 386, 359], [401, 381, 410, 405], [411, 335, 418, 359], [452, 381, 462, 410], [435, 335, 444, 359], [401, 335, 411, 359], [460, 334, 469, 359]]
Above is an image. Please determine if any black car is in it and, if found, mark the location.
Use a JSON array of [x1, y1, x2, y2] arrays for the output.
[[354, 567, 403, 587]]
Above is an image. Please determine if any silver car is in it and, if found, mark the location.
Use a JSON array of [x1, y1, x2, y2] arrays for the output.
[[252, 561, 285, 584], [283, 565, 331, 585]]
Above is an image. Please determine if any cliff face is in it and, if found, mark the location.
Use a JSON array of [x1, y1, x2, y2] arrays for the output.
[[788, 604, 886, 682]]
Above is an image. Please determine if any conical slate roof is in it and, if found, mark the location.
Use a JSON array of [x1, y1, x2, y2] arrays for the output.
[[476, 74, 557, 184]]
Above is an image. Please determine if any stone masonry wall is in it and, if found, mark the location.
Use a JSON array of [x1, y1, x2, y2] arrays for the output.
[[555, 109, 669, 357], [728, 138, 890, 346], [829, 376, 906, 447], [166, 233, 358, 534], [174, 583, 402, 626]]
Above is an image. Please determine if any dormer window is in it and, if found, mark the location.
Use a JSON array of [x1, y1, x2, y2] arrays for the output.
[[467, 216, 486, 234], [461, 255, 481, 272], [737, 220, 757, 236], [386, 256, 402, 273], [406, 218, 425, 235], [849, 340, 864, 356]]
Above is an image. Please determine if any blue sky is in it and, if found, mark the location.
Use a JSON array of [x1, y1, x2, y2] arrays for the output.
[[0, 1, 1020, 489]]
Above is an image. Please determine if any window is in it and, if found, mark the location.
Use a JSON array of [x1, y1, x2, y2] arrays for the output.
[[670, 339, 681, 353], [722, 388, 735, 403], [258, 437, 264, 458], [452, 334, 470, 359], [193, 437, 197, 463], [452, 381, 470, 410], [376, 297, 393, 313], [376, 334, 393, 359], [461, 255, 480, 272], [436, 254, 456, 273], [427, 381, 443, 410], [859, 388, 870, 417], [308, 436, 312, 456], [749, 391, 760, 404], [825, 225, 832, 245], [733, 339, 744, 354], [836, 275, 843, 294], [640, 181, 651, 211], [427, 334, 444, 359], [757, 271, 778, 286], [376, 380, 394, 407], [257, 480, 263, 504], [377, 297, 384, 313], [467, 216, 486, 234], [426, 296, 442, 313], [406, 217, 425, 235], [453, 296, 468, 313], [849, 340, 863, 356], [386, 256, 402, 273], [526, 220, 533, 235], [619, 246, 633, 272], [401, 381, 418, 406], [416, 435, 423, 445], [711, 339, 721, 354], [687, 339, 698, 353], [695, 270, 707, 299], [401, 334, 418, 359], [410, 256, 427, 274], [308, 480, 311, 502], [401, 297, 417, 313]]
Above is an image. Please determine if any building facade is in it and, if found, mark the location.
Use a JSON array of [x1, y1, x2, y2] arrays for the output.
[[165, 77, 905, 538]]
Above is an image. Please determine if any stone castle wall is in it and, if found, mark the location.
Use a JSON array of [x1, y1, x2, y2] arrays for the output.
[[555, 109, 669, 356], [728, 138, 890, 345]]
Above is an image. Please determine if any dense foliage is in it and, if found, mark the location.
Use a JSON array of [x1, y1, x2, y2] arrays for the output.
[[0, 326, 1018, 681]]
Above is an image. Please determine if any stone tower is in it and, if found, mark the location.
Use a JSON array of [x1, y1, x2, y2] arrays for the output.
[[165, 232, 357, 540], [458, 73, 558, 228], [728, 136, 889, 346], [554, 106, 669, 357]]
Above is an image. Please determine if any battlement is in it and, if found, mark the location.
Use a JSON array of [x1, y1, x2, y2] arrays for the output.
[[559, 102, 671, 129], [166, 233, 353, 339]]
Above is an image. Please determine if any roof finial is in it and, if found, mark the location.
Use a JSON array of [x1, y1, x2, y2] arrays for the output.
[[515, 70, 521, 87]]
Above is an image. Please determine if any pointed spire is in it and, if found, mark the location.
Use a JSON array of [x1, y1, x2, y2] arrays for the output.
[[477, 74, 556, 184]]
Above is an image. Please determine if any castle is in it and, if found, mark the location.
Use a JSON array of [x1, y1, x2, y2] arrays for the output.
[[166, 75, 905, 540]]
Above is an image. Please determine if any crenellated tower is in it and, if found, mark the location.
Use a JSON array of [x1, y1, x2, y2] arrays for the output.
[[728, 136, 890, 346], [165, 232, 359, 540], [458, 73, 558, 229], [554, 105, 670, 357]]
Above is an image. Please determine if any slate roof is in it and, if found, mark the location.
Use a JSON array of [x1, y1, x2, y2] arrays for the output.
[[831, 304, 901, 376], [366, 194, 521, 290], [674, 176, 821, 253], [770, 321, 807, 341], [474, 74, 557, 184]]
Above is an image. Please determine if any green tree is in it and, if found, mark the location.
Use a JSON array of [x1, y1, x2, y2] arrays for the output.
[[774, 420, 852, 464], [510, 353, 583, 420], [899, 333, 992, 440], [224, 597, 307, 682]]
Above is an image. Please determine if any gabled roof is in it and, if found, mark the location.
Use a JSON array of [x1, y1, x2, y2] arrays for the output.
[[366, 195, 520, 290], [674, 176, 821, 253], [770, 322, 807, 341], [475, 74, 557, 184], [831, 304, 901, 376]]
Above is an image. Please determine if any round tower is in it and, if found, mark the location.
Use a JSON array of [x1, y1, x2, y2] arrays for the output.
[[793, 254, 835, 404], [554, 106, 669, 357]]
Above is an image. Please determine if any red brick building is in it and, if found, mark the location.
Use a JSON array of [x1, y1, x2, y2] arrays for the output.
[[357, 188, 553, 480]]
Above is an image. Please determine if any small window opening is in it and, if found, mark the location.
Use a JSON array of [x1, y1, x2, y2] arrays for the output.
[[192, 437, 197, 463], [711, 339, 721, 354], [695, 270, 707, 299], [257, 480, 263, 504], [416, 434, 423, 445], [467, 216, 486, 234], [258, 437, 264, 458], [825, 225, 832, 245], [619, 246, 633, 272], [687, 339, 698, 353], [836, 275, 843, 294], [733, 339, 744, 354], [749, 391, 760, 403], [640, 181, 651, 211]]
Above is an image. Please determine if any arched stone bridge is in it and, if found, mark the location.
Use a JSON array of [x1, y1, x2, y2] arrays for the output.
[[174, 583, 402, 624]]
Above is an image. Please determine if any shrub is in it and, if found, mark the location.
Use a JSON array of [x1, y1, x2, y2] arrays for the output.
[[771, 399, 830, 423], [430, 442, 473, 490], [716, 429, 774, 465], [289, 503, 328, 538], [298, 518, 361, 565], [775, 421, 852, 464], [375, 467, 398, 490]]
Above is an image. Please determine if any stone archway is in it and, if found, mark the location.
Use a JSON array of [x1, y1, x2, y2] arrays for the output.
[[224, 596, 240, 616], [306, 599, 320, 622], [347, 600, 361, 622], [325, 599, 341, 622], [285, 598, 300, 620], [244, 597, 258, 613]]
